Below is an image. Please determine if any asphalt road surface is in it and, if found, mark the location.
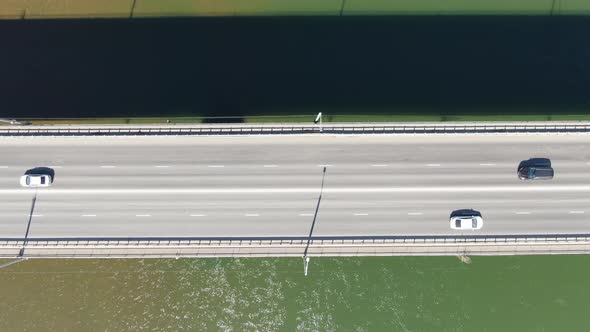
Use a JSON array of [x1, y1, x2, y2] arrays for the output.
[[2, 134, 590, 238]]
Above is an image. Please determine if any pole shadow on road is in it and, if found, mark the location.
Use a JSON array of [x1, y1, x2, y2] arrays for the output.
[[19, 191, 38, 257]]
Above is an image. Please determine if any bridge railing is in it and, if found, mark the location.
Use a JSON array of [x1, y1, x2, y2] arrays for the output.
[[2, 234, 590, 248], [2, 122, 590, 136]]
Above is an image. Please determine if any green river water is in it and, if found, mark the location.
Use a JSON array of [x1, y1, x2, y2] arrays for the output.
[[0, 256, 588, 331]]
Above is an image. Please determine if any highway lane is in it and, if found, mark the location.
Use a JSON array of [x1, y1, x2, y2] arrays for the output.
[[0, 190, 587, 237], [1, 134, 590, 238]]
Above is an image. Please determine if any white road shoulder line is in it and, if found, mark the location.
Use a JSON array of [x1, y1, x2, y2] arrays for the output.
[[135, 214, 151, 217], [569, 211, 585, 214], [245, 214, 260, 217], [407, 212, 423, 216], [82, 214, 97, 217]]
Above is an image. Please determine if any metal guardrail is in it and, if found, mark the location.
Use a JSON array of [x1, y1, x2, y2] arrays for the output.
[[2, 123, 590, 136], [2, 234, 590, 248], [2, 234, 589, 258]]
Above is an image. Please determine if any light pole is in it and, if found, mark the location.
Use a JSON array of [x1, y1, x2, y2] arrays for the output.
[[2, 186, 40, 270], [0, 258, 27, 270], [314, 112, 322, 132], [0, 118, 23, 125]]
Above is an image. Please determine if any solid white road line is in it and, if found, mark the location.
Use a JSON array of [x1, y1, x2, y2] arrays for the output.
[[353, 213, 369, 216], [299, 213, 314, 217], [479, 163, 496, 166], [31, 214, 43, 217], [318, 164, 333, 167], [135, 214, 151, 217], [407, 212, 423, 216], [81, 214, 97, 217], [515, 212, 531, 215], [426, 164, 441, 167], [245, 214, 260, 217], [190, 214, 206, 217], [371, 164, 388, 167], [263, 165, 279, 168], [155, 166, 169, 168], [569, 211, 585, 214]]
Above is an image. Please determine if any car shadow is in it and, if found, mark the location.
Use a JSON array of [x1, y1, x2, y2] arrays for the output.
[[24, 167, 55, 183]]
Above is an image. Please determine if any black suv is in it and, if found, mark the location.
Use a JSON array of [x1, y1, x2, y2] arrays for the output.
[[517, 158, 554, 180]]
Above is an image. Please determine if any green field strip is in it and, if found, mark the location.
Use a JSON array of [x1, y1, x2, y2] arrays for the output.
[[133, 0, 342, 17], [0, 0, 133, 19], [559, 0, 590, 14], [343, 0, 555, 15], [2, 0, 590, 19]]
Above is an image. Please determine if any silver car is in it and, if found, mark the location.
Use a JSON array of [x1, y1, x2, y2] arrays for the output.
[[20, 174, 52, 188]]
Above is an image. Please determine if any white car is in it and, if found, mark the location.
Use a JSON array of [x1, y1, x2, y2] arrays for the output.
[[20, 174, 52, 188], [450, 215, 483, 230]]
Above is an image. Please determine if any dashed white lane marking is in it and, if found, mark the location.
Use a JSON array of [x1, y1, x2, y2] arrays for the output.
[[49, 166, 63, 169], [82, 214, 97, 217], [426, 164, 440, 167], [245, 214, 260, 217], [407, 212, 423, 216], [100, 166, 116, 168], [371, 164, 388, 167], [155, 165, 169, 168], [190, 214, 206, 217], [0, 166, 8, 168], [569, 211, 585, 214], [299, 213, 314, 217], [318, 164, 333, 167], [353, 213, 369, 216], [208, 165, 225, 168], [515, 212, 531, 215], [479, 163, 496, 166], [31, 214, 43, 217], [263, 165, 279, 168], [6, 186, 590, 195], [135, 214, 151, 217]]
